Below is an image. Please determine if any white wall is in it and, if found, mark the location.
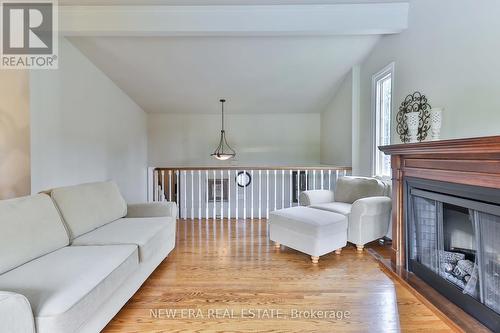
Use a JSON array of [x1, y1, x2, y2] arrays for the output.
[[354, 0, 500, 175], [320, 72, 352, 166], [0, 71, 30, 199], [30, 38, 148, 202], [148, 113, 321, 167]]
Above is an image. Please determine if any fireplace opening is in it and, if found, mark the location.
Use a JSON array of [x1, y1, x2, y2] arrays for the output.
[[440, 204, 479, 298], [406, 178, 500, 332]]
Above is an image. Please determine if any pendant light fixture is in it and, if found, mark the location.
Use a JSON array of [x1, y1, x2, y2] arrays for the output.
[[211, 99, 236, 160]]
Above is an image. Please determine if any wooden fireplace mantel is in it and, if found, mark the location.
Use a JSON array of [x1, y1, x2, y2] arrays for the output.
[[379, 135, 500, 333], [380, 135, 500, 267]]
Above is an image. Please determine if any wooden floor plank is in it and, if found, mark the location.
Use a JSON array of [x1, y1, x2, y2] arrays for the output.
[[103, 219, 454, 333]]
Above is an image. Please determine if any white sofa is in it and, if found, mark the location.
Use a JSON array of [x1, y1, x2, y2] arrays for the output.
[[299, 176, 391, 251], [0, 181, 177, 333]]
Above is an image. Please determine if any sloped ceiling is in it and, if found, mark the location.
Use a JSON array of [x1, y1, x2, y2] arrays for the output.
[[64, 1, 407, 113], [70, 35, 379, 114], [60, 0, 405, 5]]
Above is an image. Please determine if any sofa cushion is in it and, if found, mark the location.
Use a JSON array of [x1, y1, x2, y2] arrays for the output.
[[0, 194, 69, 275], [309, 202, 352, 216], [269, 206, 347, 238], [334, 176, 386, 204], [72, 217, 176, 262], [50, 181, 127, 239], [0, 245, 138, 333]]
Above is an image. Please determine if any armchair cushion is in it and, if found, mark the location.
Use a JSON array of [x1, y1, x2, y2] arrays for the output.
[[126, 202, 177, 218], [299, 190, 334, 206], [0, 291, 35, 333], [309, 202, 352, 216], [334, 176, 387, 204]]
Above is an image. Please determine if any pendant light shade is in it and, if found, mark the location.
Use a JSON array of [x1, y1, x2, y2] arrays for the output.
[[211, 99, 236, 160]]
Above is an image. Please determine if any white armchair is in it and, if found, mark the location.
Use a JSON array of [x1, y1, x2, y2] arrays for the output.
[[299, 176, 392, 251]]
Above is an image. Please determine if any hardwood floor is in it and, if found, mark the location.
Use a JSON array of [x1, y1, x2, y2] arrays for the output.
[[103, 219, 454, 333]]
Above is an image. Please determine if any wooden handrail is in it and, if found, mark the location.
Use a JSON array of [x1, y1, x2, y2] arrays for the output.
[[154, 166, 352, 171]]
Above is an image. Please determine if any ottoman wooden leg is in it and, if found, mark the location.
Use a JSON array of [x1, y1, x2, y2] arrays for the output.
[[274, 242, 281, 248], [311, 256, 319, 264], [335, 248, 342, 255], [356, 244, 364, 252]]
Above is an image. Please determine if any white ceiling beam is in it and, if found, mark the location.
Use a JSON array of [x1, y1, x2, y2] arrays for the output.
[[59, 3, 409, 36]]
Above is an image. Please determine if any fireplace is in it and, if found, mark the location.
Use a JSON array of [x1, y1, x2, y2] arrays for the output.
[[379, 135, 500, 332], [406, 178, 500, 331]]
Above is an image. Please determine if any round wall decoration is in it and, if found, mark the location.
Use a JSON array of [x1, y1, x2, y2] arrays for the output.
[[396, 92, 432, 143], [236, 171, 252, 188]]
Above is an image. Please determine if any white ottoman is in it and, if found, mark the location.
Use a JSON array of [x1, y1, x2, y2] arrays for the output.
[[269, 206, 347, 264]]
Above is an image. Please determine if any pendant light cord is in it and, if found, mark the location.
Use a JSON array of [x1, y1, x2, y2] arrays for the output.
[[220, 99, 225, 132]]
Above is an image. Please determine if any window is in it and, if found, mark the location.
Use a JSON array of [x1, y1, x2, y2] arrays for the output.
[[372, 63, 394, 177]]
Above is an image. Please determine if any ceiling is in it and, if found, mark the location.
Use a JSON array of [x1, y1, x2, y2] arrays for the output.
[[60, 0, 404, 6], [71, 36, 378, 113], [64, 1, 407, 113]]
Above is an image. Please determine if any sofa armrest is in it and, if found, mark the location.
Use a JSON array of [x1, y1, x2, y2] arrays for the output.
[[126, 202, 177, 218], [349, 196, 392, 246], [0, 291, 35, 333], [299, 190, 334, 206]]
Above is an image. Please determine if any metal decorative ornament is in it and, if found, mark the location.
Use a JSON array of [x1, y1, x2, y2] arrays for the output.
[[396, 92, 432, 143]]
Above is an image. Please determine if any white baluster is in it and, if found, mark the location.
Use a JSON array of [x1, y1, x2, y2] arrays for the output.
[[220, 169, 224, 221], [205, 170, 209, 219], [320, 170, 324, 189], [243, 169, 247, 220], [258, 170, 262, 219], [168, 170, 172, 201], [289, 170, 292, 207], [153, 170, 158, 202], [198, 170, 202, 220], [251, 170, 254, 220], [176, 170, 180, 218], [183, 171, 187, 219], [235, 170, 239, 221], [313, 170, 316, 190], [274, 170, 277, 211], [328, 170, 331, 190], [213, 170, 216, 220], [227, 170, 231, 220], [281, 170, 285, 209], [266, 170, 270, 219], [191, 170, 194, 220]]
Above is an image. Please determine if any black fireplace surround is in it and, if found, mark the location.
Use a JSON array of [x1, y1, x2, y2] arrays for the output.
[[405, 177, 500, 332]]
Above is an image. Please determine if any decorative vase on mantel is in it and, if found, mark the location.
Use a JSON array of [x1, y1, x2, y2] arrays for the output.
[[430, 107, 443, 141], [406, 111, 420, 143]]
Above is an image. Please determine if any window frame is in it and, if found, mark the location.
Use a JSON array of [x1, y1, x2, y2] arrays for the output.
[[371, 62, 395, 178]]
